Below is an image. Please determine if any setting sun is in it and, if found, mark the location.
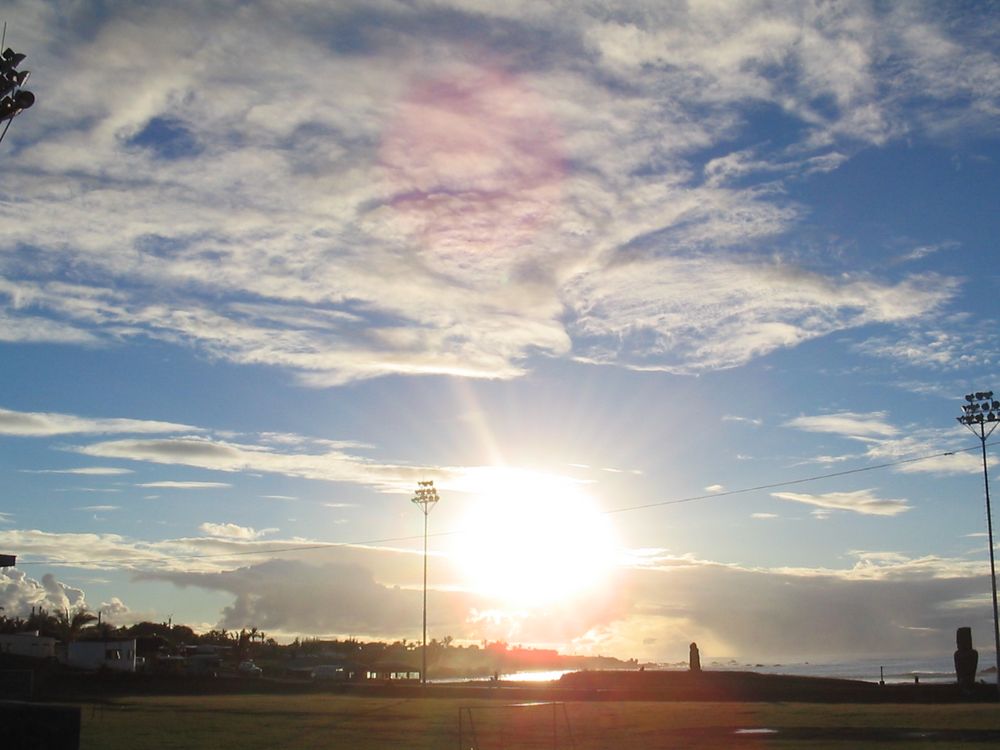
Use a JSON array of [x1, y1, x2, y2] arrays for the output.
[[452, 472, 620, 606]]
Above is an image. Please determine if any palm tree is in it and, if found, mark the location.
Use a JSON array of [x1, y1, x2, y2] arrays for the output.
[[53, 608, 98, 643], [25, 606, 57, 636], [90, 620, 117, 640]]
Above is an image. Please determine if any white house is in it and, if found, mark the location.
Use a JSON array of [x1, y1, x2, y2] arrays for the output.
[[66, 639, 138, 672], [0, 631, 56, 659]]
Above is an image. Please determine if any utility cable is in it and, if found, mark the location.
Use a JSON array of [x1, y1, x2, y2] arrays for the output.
[[11, 441, 994, 569]]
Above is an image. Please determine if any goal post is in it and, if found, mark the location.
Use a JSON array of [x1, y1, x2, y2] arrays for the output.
[[458, 702, 575, 750]]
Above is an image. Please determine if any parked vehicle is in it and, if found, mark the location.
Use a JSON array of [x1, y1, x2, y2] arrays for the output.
[[238, 660, 262, 677]]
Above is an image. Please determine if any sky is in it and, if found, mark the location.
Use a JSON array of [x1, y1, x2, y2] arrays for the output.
[[1, 0, 999, 665]]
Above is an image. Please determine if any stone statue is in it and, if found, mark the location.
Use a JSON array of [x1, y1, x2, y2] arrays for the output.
[[689, 642, 701, 672], [954, 626, 978, 693]]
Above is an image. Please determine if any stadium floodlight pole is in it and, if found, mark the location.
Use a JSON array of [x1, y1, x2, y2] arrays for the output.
[[958, 390, 1000, 690], [411, 480, 439, 686]]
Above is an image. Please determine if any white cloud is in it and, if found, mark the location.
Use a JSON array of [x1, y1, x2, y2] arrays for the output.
[[567, 260, 953, 374], [75, 436, 590, 498], [1, 406, 592, 497], [0, 310, 100, 344], [24, 467, 134, 475], [795, 454, 859, 466], [893, 451, 994, 476], [75, 505, 120, 512], [751, 513, 778, 520], [0, 1, 983, 385], [855, 429, 995, 477], [97, 596, 132, 625], [0, 528, 274, 573], [0, 407, 199, 437], [198, 523, 276, 540], [781, 410, 991, 477], [0, 568, 88, 617], [138, 481, 233, 489], [855, 322, 1000, 371], [894, 241, 958, 264], [76, 435, 445, 493], [785, 411, 899, 438], [54, 487, 120, 494], [772, 488, 911, 516], [704, 148, 849, 187]]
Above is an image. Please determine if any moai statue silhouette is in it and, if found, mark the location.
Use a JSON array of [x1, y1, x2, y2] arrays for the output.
[[689, 642, 701, 672], [954, 626, 978, 693]]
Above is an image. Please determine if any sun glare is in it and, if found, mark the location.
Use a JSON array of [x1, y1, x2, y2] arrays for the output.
[[453, 472, 619, 607]]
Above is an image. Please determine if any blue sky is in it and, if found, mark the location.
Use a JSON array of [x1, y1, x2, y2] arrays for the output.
[[1, 0, 999, 664]]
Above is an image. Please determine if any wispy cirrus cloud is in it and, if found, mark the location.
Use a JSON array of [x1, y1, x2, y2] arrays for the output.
[[0, 406, 588, 497], [0, 1, 988, 385], [854, 321, 1000, 371], [138, 481, 232, 490], [772, 488, 911, 516], [786, 412, 993, 477], [75, 436, 445, 493], [198, 522, 277, 540], [785, 411, 899, 438], [893, 241, 959, 264], [23, 467, 134, 475], [0, 309, 99, 345], [857, 428, 993, 477], [567, 262, 953, 374], [0, 407, 199, 437]]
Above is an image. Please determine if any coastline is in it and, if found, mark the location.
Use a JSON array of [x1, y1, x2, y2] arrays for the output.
[[30, 667, 999, 704], [436, 653, 998, 687]]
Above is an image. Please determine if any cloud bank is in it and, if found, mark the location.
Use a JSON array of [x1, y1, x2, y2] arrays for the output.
[[5, 526, 994, 661]]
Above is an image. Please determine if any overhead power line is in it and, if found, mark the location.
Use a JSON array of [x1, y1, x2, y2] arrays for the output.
[[11, 441, 992, 569], [604, 442, 987, 514]]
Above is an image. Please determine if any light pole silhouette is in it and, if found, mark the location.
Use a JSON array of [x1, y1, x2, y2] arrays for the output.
[[958, 390, 1000, 690], [412, 480, 439, 685]]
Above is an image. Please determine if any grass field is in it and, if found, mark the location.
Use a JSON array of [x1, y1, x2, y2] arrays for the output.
[[77, 693, 1000, 749]]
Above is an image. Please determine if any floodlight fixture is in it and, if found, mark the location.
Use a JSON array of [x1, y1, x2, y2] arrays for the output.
[[957, 389, 1000, 693], [411, 480, 440, 686], [0, 89, 32, 119], [0, 69, 27, 97], [959, 393, 1000, 428], [0, 48, 25, 70], [0, 32, 35, 145]]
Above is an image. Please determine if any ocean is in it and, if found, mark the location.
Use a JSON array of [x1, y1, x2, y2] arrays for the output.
[[674, 653, 998, 685], [446, 653, 999, 685]]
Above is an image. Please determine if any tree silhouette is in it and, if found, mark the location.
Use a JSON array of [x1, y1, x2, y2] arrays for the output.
[[53, 608, 98, 642]]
